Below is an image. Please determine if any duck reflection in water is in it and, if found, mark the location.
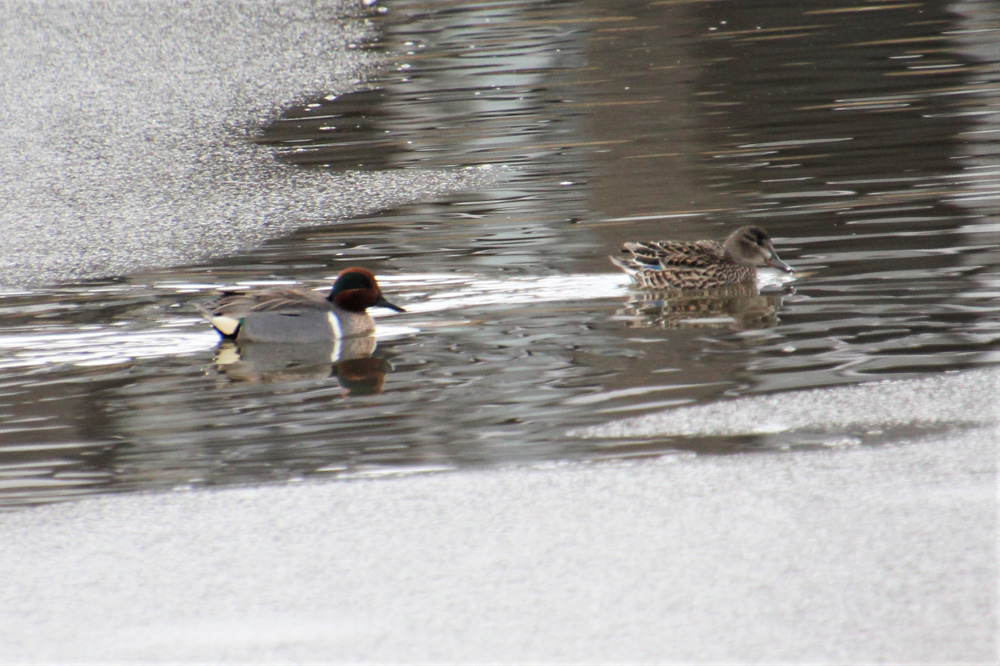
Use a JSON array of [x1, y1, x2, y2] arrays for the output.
[[210, 337, 391, 395], [615, 283, 790, 330], [610, 225, 795, 330]]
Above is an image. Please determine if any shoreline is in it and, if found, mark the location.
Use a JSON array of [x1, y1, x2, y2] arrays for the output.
[[0, 418, 994, 663]]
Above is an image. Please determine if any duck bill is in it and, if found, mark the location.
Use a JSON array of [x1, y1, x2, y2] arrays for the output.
[[375, 295, 406, 313], [766, 253, 794, 274]]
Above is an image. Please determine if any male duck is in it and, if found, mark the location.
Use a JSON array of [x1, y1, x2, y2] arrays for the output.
[[610, 225, 793, 290], [200, 267, 405, 343]]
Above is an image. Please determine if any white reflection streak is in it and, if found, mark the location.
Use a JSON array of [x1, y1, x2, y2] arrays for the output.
[[385, 272, 791, 313], [0, 329, 219, 369], [381, 273, 632, 315], [0, 271, 793, 370]]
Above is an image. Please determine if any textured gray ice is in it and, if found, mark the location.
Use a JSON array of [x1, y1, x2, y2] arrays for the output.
[[0, 423, 994, 663], [0, 1, 493, 288], [576, 368, 1000, 439]]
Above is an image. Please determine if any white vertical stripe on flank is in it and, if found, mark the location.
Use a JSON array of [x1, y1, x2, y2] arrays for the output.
[[326, 312, 343, 339], [328, 313, 343, 361]]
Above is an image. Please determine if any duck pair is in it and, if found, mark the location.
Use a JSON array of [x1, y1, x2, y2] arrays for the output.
[[200, 226, 793, 343]]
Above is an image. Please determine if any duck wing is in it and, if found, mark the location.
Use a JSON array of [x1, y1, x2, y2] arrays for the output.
[[612, 240, 742, 289], [622, 240, 726, 269], [207, 287, 329, 318]]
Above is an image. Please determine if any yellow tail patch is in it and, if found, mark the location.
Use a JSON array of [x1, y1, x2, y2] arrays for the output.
[[209, 316, 242, 337]]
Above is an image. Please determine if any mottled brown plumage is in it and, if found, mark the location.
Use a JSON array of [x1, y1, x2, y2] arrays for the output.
[[611, 225, 793, 290]]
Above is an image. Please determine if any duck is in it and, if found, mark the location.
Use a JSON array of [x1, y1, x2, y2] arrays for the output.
[[610, 225, 793, 290], [199, 267, 405, 343]]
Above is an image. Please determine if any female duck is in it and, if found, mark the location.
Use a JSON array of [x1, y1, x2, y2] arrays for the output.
[[200, 267, 405, 343], [611, 225, 793, 290]]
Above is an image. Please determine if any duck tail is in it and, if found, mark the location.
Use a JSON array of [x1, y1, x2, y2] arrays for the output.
[[196, 302, 241, 338], [609, 254, 641, 279]]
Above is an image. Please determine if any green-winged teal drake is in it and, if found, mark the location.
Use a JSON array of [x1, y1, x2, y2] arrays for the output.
[[610, 225, 793, 290], [199, 267, 405, 343]]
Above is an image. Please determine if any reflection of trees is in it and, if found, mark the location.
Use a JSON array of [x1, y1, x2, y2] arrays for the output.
[[692, 0, 981, 199]]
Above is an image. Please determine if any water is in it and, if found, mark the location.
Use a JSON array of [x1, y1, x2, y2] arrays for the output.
[[1, 0, 997, 508]]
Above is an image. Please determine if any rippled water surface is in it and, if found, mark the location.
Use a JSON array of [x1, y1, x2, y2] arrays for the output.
[[1, 0, 998, 507]]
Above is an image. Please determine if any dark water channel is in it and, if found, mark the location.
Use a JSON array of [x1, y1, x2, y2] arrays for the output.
[[1, 0, 998, 508]]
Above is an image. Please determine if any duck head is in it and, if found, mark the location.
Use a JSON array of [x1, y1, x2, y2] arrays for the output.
[[328, 267, 406, 313], [724, 225, 794, 273]]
